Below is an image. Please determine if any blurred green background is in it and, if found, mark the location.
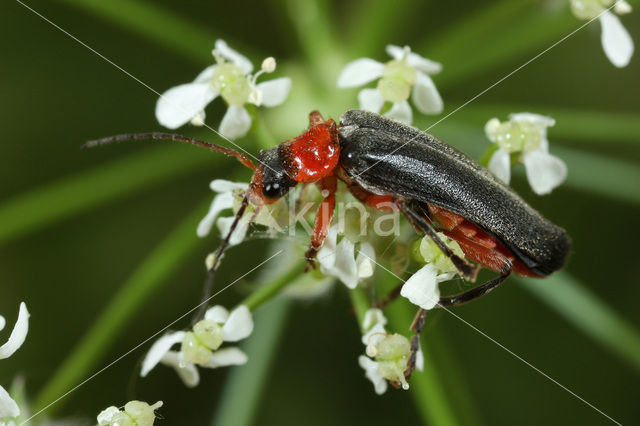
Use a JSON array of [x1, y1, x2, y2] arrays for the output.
[[1, 0, 639, 425]]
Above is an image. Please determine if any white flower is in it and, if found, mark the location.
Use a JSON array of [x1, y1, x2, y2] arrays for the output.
[[337, 44, 443, 124], [570, 0, 634, 67], [0, 302, 29, 421], [97, 400, 163, 426], [400, 233, 461, 310], [140, 305, 253, 387], [197, 179, 250, 245], [485, 113, 567, 195], [358, 309, 423, 394], [317, 225, 376, 289], [155, 39, 292, 138]]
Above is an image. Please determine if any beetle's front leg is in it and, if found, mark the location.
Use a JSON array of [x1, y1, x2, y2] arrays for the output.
[[439, 269, 511, 307], [304, 176, 337, 270]]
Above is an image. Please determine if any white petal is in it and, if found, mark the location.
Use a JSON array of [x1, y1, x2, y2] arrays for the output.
[[484, 118, 501, 142], [160, 351, 200, 387], [400, 263, 440, 310], [140, 331, 186, 377], [204, 305, 229, 323], [0, 385, 20, 419], [196, 192, 234, 238], [336, 58, 384, 88], [219, 106, 252, 140], [386, 45, 442, 74], [193, 65, 217, 84], [411, 72, 443, 115], [384, 101, 413, 125], [317, 226, 339, 269], [356, 242, 376, 279], [222, 305, 253, 342], [320, 232, 359, 289], [416, 346, 424, 372], [256, 78, 292, 107], [600, 11, 634, 68], [523, 151, 568, 195], [209, 179, 249, 193], [214, 39, 253, 74], [488, 149, 511, 184], [362, 308, 387, 332], [203, 347, 248, 368], [0, 302, 29, 359], [156, 83, 218, 129], [358, 356, 387, 395], [216, 216, 249, 246], [358, 88, 385, 113], [362, 323, 386, 348], [97, 406, 120, 425], [0, 315, 5, 332], [509, 112, 555, 129]]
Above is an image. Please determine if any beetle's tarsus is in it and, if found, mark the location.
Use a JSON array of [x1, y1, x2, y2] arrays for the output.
[[403, 308, 429, 382], [438, 270, 511, 307]]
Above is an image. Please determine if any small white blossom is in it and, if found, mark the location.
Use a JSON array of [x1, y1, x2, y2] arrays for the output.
[[97, 400, 163, 426], [197, 179, 250, 244], [570, 0, 634, 67], [401, 234, 462, 310], [337, 44, 443, 124], [317, 225, 376, 289], [485, 113, 567, 195], [358, 309, 423, 394], [0, 302, 29, 421], [141, 305, 253, 387], [156, 39, 292, 138]]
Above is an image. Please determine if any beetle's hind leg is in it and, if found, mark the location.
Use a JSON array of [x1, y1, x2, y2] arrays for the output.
[[397, 200, 480, 282], [439, 269, 511, 307]]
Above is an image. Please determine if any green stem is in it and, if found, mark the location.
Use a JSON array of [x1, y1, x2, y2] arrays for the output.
[[33, 200, 210, 413], [211, 297, 291, 426], [350, 286, 372, 332], [385, 299, 460, 426], [240, 261, 306, 312]]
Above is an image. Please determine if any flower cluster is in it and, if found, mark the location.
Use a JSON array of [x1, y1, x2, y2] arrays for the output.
[[156, 39, 291, 139], [337, 45, 443, 125], [484, 113, 567, 195], [570, 0, 634, 67], [358, 309, 421, 394], [97, 400, 163, 426], [141, 305, 253, 387], [0, 302, 29, 423]]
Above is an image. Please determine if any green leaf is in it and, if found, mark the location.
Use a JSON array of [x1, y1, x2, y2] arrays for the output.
[[0, 146, 214, 245], [422, 1, 576, 89], [517, 271, 640, 374], [33, 201, 210, 414], [344, 0, 417, 57], [443, 104, 640, 144], [57, 0, 219, 64], [210, 297, 291, 426]]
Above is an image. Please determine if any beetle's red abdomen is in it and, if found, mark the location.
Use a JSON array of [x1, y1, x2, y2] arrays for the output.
[[428, 204, 541, 278], [280, 119, 340, 183]]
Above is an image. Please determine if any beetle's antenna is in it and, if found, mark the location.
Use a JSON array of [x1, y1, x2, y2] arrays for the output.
[[83, 132, 256, 169], [191, 194, 262, 324]]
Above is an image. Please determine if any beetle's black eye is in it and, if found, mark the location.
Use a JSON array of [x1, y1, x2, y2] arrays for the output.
[[263, 182, 283, 199]]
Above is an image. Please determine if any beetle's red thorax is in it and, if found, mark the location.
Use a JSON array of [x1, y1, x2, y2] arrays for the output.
[[279, 119, 340, 183]]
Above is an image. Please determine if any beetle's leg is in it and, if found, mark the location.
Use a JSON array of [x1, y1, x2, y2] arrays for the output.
[[439, 269, 511, 307], [397, 200, 480, 282], [304, 176, 337, 270], [404, 308, 428, 381], [308, 110, 325, 126]]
